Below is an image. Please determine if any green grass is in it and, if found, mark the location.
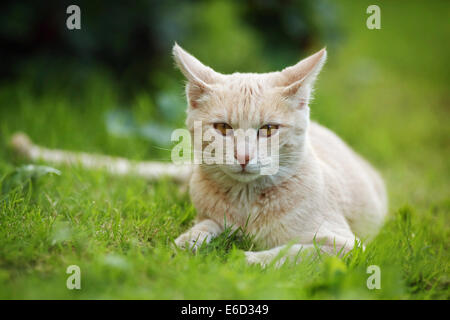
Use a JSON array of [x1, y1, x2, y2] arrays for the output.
[[0, 1, 448, 299]]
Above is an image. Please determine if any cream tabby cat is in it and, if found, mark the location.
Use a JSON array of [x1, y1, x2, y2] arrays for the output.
[[10, 44, 387, 266], [171, 44, 387, 265]]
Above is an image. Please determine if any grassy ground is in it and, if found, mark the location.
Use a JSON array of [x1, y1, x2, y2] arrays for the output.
[[0, 1, 448, 299]]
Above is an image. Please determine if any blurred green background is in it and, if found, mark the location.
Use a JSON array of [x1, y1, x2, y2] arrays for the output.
[[0, 0, 448, 299], [0, 0, 339, 92]]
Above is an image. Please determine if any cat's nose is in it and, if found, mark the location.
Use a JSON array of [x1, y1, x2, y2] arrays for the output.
[[235, 153, 250, 169]]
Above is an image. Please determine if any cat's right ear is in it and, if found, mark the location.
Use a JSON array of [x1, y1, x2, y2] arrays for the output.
[[172, 43, 218, 108]]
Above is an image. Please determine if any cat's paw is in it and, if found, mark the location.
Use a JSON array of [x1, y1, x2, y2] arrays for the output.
[[245, 251, 269, 267], [174, 231, 212, 251], [245, 251, 286, 268]]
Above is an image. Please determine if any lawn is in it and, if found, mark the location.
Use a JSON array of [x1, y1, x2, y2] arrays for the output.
[[0, 1, 448, 299]]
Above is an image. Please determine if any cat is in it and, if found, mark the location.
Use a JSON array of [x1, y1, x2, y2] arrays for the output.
[[171, 44, 387, 265], [10, 43, 388, 266]]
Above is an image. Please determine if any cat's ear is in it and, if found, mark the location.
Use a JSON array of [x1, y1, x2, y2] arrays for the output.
[[172, 43, 219, 108], [279, 48, 327, 108]]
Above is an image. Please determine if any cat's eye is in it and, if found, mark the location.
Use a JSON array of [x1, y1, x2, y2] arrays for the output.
[[214, 123, 233, 136], [259, 124, 279, 137]]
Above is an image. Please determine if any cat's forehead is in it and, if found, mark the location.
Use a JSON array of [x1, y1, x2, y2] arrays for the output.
[[219, 72, 277, 90], [210, 73, 282, 104], [205, 73, 289, 127]]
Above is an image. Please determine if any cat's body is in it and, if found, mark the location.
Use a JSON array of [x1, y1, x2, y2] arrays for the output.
[[189, 121, 386, 251], [11, 44, 387, 266], [172, 44, 387, 265]]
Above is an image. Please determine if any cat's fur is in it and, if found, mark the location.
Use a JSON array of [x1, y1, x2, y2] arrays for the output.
[[172, 44, 387, 265], [10, 44, 387, 266]]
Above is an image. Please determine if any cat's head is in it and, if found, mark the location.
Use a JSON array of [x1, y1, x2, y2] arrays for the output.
[[173, 43, 326, 184]]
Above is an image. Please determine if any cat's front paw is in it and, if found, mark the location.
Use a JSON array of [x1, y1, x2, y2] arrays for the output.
[[245, 251, 286, 268], [174, 231, 212, 251], [245, 251, 268, 267]]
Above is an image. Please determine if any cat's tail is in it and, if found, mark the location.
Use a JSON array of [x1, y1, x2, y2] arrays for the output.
[[9, 132, 191, 183]]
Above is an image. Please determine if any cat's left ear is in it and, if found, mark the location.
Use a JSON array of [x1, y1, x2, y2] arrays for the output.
[[279, 48, 327, 108]]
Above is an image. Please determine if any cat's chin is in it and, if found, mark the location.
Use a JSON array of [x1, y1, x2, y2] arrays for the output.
[[222, 170, 261, 183]]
